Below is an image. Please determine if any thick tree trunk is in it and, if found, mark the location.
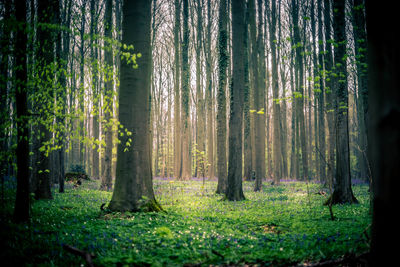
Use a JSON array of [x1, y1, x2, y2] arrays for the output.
[[367, 0, 400, 265], [35, 0, 57, 200], [326, 0, 357, 205], [226, 0, 245, 201], [13, 0, 30, 223], [108, 0, 161, 212]]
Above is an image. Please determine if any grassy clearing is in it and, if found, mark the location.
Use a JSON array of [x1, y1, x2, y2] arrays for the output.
[[0, 177, 371, 266]]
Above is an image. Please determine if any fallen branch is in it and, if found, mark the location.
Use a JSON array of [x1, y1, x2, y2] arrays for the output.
[[62, 244, 96, 267], [298, 252, 370, 267], [211, 249, 224, 259]]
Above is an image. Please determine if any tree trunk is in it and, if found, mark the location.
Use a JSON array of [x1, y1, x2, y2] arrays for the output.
[[216, 0, 228, 194], [367, 0, 400, 265], [326, 0, 358, 205], [226, 0, 245, 201], [317, 0, 326, 183], [100, 0, 114, 191], [243, 1, 252, 182], [324, 0, 335, 189], [269, 0, 282, 184], [173, 0, 182, 179], [205, 0, 214, 179], [291, 0, 308, 180], [108, 0, 161, 212], [352, 0, 369, 182], [180, 0, 190, 180], [35, 0, 57, 200], [13, 0, 30, 223]]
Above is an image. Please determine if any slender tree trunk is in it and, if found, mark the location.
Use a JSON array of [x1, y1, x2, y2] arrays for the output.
[[100, 0, 114, 191], [291, 0, 308, 180], [216, 0, 228, 194], [173, 0, 182, 179], [0, 0, 12, 182], [317, 0, 326, 183], [352, 0, 369, 182], [205, 0, 214, 179], [243, 1, 252, 181], [256, 0, 266, 188], [324, 0, 335, 189], [269, 0, 282, 184], [180, 0, 190, 180]]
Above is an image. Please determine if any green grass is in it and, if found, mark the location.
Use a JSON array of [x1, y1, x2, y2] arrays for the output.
[[1, 178, 371, 266]]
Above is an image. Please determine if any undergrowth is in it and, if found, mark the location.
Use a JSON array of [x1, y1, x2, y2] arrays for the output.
[[0, 177, 371, 266]]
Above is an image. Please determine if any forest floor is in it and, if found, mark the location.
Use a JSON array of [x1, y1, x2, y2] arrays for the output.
[[1, 176, 371, 266]]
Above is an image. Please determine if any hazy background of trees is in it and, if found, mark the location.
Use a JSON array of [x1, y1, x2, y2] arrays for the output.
[[1, 0, 368, 209]]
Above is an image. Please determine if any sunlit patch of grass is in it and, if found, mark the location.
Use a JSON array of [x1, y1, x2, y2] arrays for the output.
[[1, 177, 371, 266]]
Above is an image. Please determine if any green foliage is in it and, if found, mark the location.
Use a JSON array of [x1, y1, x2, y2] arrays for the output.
[[68, 164, 86, 174], [1, 178, 371, 266], [0, 19, 140, 171]]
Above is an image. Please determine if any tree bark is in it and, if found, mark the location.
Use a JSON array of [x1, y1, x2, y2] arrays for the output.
[[326, 0, 358, 205], [226, 0, 245, 201], [108, 0, 161, 212], [13, 0, 30, 223], [35, 0, 57, 200], [180, 0, 191, 180], [173, 0, 182, 179], [100, 0, 114, 191], [216, 0, 228, 194], [291, 0, 308, 180], [367, 0, 400, 265]]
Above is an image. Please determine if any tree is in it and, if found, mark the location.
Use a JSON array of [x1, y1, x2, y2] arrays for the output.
[[268, 0, 283, 184], [326, 0, 358, 205], [216, 0, 228, 194], [352, 0, 368, 182], [180, 0, 191, 180], [13, 0, 30, 223], [205, 0, 214, 180], [367, 0, 400, 265], [108, 0, 161, 212], [173, 0, 182, 179], [34, 0, 58, 200], [226, 0, 245, 201], [291, 0, 308, 180], [100, 0, 114, 191]]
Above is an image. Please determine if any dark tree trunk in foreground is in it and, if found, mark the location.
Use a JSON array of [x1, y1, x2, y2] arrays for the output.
[[35, 0, 57, 200], [326, 0, 358, 205], [226, 0, 245, 201], [367, 0, 400, 265], [13, 0, 30, 223], [108, 0, 161, 212]]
